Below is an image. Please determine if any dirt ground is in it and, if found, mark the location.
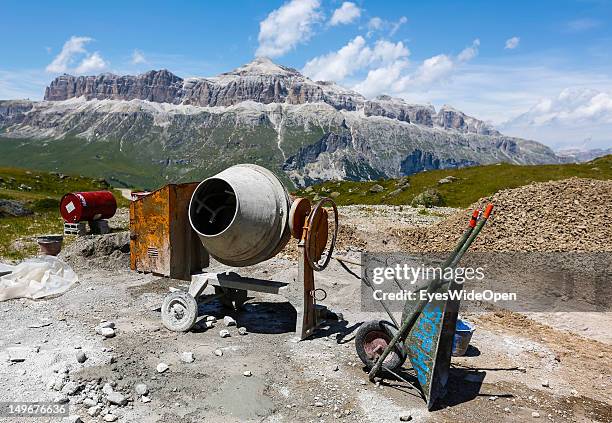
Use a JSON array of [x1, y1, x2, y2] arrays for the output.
[[0, 205, 610, 423]]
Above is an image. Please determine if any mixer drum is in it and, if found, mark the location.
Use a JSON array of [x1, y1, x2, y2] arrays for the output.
[[189, 164, 291, 267]]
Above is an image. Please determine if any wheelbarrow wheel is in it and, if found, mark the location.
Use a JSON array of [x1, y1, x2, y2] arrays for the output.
[[355, 320, 407, 371], [161, 291, 198, 332]]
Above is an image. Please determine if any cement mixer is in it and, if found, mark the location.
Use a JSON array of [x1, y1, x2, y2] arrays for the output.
[[158, 164, 339, 339], [188, 164, 291, 267]]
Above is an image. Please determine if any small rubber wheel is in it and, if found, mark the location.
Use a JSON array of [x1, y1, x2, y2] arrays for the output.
[[355, 320, 407, 371], [161, 291, 198, 332]]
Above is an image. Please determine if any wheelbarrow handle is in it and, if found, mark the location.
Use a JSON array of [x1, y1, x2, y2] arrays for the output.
[[369, 203, 494, 381]]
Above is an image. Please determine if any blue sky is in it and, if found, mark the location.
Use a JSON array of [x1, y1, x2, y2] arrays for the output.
[[1, 0, 611, 149]]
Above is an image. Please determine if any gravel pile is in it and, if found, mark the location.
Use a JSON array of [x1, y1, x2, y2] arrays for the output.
[[60, 231, 130, 270], [399, 178, 612, 252]]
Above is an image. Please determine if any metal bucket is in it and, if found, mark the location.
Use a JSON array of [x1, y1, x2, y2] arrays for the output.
[[189, 164, 291, 267], [452, 319, 475, 357], [37, 235, 64, 256]]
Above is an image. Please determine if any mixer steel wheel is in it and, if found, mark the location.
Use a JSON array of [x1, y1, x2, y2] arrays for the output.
[[161, 291, 199, 332]]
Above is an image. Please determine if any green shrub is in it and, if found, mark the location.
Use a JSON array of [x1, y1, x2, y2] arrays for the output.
[[31, 197, 60, 212]]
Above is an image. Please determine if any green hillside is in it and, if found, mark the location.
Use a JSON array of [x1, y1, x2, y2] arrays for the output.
[[0, 168, 128, 259], [294, 155, 612, 208]]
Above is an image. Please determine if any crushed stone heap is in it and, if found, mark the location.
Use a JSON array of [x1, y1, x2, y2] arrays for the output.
[[400, 177, 612, 252]]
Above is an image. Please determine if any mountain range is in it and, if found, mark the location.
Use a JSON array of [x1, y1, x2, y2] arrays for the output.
[[0, 57, 561, 189]]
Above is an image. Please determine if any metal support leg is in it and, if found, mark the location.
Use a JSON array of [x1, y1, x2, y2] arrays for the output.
[[297, 241, 317, 339]]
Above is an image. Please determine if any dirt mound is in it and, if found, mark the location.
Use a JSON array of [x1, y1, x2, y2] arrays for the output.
[[60, 231, 130, 270], [399, 178, 612, 252]]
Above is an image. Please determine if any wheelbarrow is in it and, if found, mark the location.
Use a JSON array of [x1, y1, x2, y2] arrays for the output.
[[338, 204, 494, 409]]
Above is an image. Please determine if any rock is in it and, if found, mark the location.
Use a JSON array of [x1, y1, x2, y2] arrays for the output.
[[219, 329, 231, 338], [87, 406, 101, 417], [204, 321, 215, 329], [388, 189, 402, 197], [63, 416, 83, 423], [106, 391, 127, 406], [223, 316, 236, 327], [102, 383, 114, 395], [206, 316, 217, 323], [314, 401, 324, 407], [238, 327, 248, 336], [0, 200, 32, 218], [411, 189, 444, 208], [52, 378, 66, 391], [330, 191, 341, 198], [156, 362, 169, 373], [305, 186, 313, 193], [96, 327, 116, 338], [83, 398, 97, 407], [400, 415, 412, 422], [181, 352, 195, 363], [99, 321, 115, 329], [135, 383, 148, 396], [214, 349, 223, 357], [541, 380, 550, 387], [7, 347, 29, 362], [532, 411, 540, 418], [103, 414, 118, 422], [76, 351, 87, 363], [243, 370, 252, 377], [333, 365, 339, 371], [62, 381, 81, 395], [54, 394, 69, 404], [142, 395, 151, 403], [369, 184, 384, 193]]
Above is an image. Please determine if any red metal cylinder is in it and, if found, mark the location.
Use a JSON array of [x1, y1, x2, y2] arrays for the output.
[[60, 191, 117, 223]]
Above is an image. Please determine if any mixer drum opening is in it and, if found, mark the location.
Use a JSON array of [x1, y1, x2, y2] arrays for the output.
[[190, 179, 237, 236], [188, 164, 291, 267]]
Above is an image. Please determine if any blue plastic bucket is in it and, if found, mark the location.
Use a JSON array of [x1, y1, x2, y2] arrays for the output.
[[452, 319, 475, 357]]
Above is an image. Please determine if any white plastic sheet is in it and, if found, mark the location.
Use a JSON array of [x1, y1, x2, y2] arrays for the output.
[[0, 256, 78, 301], [0, 262, 14, 276]]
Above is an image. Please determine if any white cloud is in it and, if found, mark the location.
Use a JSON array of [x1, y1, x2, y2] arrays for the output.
[[0, 69, 48, 100], [329, 2, 361, 26], [389, 16, 408, 36], [508, 87, 612, 126], [46, 36, 92, 73], [505, 36, 520, 50], [457, 39, 480, 62], [353, 60, 409, 97], [46, 36, 108, 75], [256, 0, 322, 58], [302, 36, 409, 82], [366, 16, 407, 37], [567, 18, 601, 32], [131, 49, 147, 64], [352, 39, 480, 97], [367, 17, 383, 32], [74, 52, 108, 74]]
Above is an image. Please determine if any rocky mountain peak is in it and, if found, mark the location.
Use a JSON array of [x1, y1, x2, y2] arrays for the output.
[[41, 58, 500, 135], [223, 57, 300, 77]]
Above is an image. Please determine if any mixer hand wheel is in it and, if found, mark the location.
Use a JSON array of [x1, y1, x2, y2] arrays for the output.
[[304, 198, 339, 272]]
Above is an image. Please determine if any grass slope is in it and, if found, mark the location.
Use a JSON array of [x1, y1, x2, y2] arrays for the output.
[[294, 155, 612, 208], [0, 167, 129, 260]]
